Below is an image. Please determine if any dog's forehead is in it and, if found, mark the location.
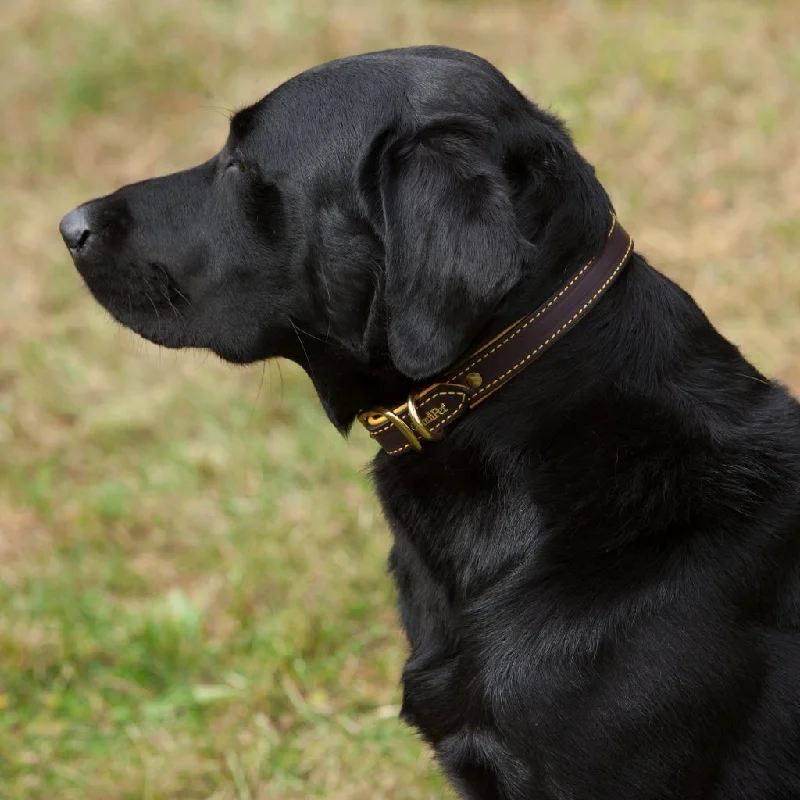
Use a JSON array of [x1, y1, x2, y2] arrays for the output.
[[232, 61, 403, 147], [227, 48, 507, 161]]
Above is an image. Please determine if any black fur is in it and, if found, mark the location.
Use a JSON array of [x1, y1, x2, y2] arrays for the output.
[[61, 47, 800, 798]]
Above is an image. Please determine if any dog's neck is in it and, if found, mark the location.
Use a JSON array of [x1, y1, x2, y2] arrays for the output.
[[290, 202, 617, 435], [358, 220, 633, 456], [366, 250, 787, 603]]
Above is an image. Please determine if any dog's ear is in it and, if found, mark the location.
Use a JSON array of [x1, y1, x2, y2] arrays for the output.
[[376, 116, 528, 380]]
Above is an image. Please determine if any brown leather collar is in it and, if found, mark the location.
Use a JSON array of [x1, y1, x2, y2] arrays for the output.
[[358, 217, 633, 455]]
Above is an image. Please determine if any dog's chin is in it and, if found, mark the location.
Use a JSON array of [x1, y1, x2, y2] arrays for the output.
[[100, 302, 193, 350], [71, 261, 274, 363], [107, 304, 271, 366], [206, 337, 275, 366], [69, 251, 196, 349]]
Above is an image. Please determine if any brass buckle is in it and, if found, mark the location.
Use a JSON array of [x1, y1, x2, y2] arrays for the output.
[[357, 391, 446, 453], [376, 407, 422, 452], [406, 393, 443, 442]]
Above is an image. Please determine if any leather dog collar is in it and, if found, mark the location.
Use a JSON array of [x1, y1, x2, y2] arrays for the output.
[[358, 217, 633, 455]]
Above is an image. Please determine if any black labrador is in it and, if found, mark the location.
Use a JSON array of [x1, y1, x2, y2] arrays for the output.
[[59, 47, 800, 799]]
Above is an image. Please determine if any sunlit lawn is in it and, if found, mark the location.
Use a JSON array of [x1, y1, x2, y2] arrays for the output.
[[1, 1, 799, 797]]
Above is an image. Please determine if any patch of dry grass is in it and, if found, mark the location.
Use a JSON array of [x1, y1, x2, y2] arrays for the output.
[[1, 1, 799, 797]]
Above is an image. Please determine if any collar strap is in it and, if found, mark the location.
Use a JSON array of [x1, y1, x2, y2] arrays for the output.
[[359, 217, 633, 455]]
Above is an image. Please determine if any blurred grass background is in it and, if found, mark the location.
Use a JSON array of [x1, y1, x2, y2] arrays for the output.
[[1, 0, 798, 797]]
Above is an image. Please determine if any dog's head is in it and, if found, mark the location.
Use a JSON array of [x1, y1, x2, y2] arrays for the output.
[[60, 46, 610, 429]]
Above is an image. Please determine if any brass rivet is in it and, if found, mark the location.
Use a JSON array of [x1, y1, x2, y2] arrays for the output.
[[466, 372, 483, 389]]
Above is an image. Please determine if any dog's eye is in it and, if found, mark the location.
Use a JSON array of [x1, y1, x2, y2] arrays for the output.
[[225, 157, 248, 174]]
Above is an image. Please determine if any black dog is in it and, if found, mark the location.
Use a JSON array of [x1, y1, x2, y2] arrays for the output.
[[60, 47, 800, 799]]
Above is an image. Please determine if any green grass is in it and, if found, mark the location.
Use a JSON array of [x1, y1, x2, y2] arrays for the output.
[[2, 0, 800, 797]]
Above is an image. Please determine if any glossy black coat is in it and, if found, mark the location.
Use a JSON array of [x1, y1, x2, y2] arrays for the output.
[[61, 47, 800, 799]]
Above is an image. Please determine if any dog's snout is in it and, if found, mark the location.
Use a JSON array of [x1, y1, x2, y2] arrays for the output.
[[59, 206, 92, 252]]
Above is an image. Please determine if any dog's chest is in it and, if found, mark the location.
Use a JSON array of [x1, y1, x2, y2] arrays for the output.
[[387, 538, 463, 740], [374, 456, 548, 740]]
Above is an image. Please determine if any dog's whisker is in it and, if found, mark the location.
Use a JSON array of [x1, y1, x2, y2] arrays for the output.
[[139, 276, 163, 335], [318, 270, 333, 341], [202, 104, 235, 120], [126, 278, 135, 319], [160, 288, 183, 323], [288, 322, 329, 345], [287, 317, 317, 385], [173, 286, 193, 309], [735, 371, 770, 386], [255, 359, 267, 404], [275, 359, 285, 402]]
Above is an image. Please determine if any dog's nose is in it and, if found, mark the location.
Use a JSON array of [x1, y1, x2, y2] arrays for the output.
[[59, 206, 92, 251]]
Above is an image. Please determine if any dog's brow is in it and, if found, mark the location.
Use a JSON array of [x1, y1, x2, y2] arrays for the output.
[[229, 105, 257, 142]]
